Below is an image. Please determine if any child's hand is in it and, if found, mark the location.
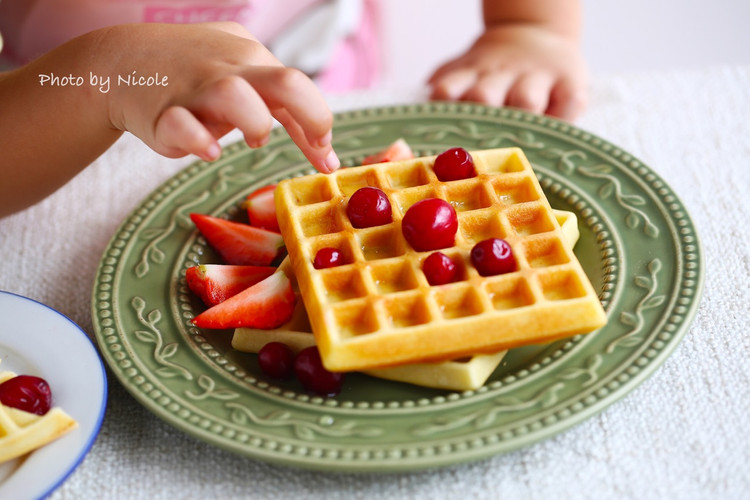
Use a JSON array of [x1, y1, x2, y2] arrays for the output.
[[0, 22, 340, 216], [100, 22, 339, 172], [428, 24, 588, 121]]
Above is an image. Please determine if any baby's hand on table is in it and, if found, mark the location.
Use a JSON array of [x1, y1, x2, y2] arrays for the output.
[[101, 22, 339, 172], [428, 24, 588, 121]]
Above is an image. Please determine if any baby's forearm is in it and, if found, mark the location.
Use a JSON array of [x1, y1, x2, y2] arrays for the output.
[[483, 0, 581, 39], [0, 31, 121, 217]]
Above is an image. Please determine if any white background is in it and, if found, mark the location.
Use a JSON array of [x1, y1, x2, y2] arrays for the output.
[[379, 0, 750, 88]]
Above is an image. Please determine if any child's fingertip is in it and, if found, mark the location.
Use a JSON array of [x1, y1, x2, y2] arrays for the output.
[[246, 134, 270, 149], [324, 150, 340, 173], [203, 143, 222, 161]]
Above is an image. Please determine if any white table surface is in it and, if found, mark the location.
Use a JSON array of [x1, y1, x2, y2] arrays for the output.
[[0, 64, 748, 499]]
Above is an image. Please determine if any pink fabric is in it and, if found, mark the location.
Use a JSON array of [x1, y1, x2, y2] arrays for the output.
[[316, 0, 380, 92], [0, 0, 380, 91]]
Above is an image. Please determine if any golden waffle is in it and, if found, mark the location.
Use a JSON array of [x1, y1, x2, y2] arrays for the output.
[[233, 258, 506, 391], [233, 209, 579, 391], [0, 370, 78, 463], [275, 147, 607, 372]]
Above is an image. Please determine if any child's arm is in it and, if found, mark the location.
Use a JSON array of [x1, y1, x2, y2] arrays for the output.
[[428, 0, 587, 120], [0, 22, 339, 217]]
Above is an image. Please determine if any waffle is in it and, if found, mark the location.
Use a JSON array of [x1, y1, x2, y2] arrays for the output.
[[232, 258, 506, 391], [0, 370, 78, 463], [233, 209, 578, 391], [275, 147, 607, 372]]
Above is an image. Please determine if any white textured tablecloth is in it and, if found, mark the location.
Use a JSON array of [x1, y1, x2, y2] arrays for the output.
[[1, 65, 748, 499]]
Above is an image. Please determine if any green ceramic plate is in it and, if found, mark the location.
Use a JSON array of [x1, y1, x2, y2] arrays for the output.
[[92, 103, 703, 472]]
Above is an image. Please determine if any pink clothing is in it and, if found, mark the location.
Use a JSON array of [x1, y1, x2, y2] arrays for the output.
[[0, 0, 380, 92]]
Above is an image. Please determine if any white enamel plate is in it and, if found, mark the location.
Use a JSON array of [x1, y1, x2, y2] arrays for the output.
[[0, 291, 107, 499]]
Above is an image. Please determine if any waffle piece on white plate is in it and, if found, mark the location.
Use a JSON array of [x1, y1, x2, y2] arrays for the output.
[[274, 147, 606, 372], [0, 369, 78, 463]]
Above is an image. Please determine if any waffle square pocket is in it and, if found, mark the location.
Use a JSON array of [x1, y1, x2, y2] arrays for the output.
[[275, 147, 607, 372]]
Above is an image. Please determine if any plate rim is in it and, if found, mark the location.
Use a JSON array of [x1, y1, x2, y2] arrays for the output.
[[91, 102, 704, 472]]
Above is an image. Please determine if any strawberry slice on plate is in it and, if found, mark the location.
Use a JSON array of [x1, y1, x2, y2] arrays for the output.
[[243, 184, 279, 232], [186, 264, 276, 306], [191, 270, 296, 329], [190, 213, 285, 266], [362, 138, 414, 165]]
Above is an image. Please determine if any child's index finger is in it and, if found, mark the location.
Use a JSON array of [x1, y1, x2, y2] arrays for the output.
[[241, 66, 334, 149]]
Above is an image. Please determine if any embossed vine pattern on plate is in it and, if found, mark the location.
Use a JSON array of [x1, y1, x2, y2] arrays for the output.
[[131, 296, 386, 441], [227, 403, 384, 441], [132, 296, 193, 380], [403, 121, 545, 149], [185, 374, 240, 402], [135, 191, 209, 278], [537, 146, 660, 238], [412, 383, 565, 436], [606, 259, 665, 353]]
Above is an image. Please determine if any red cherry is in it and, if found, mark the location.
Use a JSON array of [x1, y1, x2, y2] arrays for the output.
[[423, 252, 457, 285], [433, 147, 476, 181], [294, 346, 345, 397], [0, 375, 52, 415], [401, 198, 458, 252], [346, 187, 392, 228], [314, 247, 343, 269], [470, 238, 516, 276], [258, 342, 294, 379]]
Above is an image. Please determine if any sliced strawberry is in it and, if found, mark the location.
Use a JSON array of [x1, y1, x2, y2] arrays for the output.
[[190, 213, 285, 266], [186, 264, 276, 306], [243, 184, 279, 232], [191, 270, 296, 329], [362, 138, 414, 165]]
